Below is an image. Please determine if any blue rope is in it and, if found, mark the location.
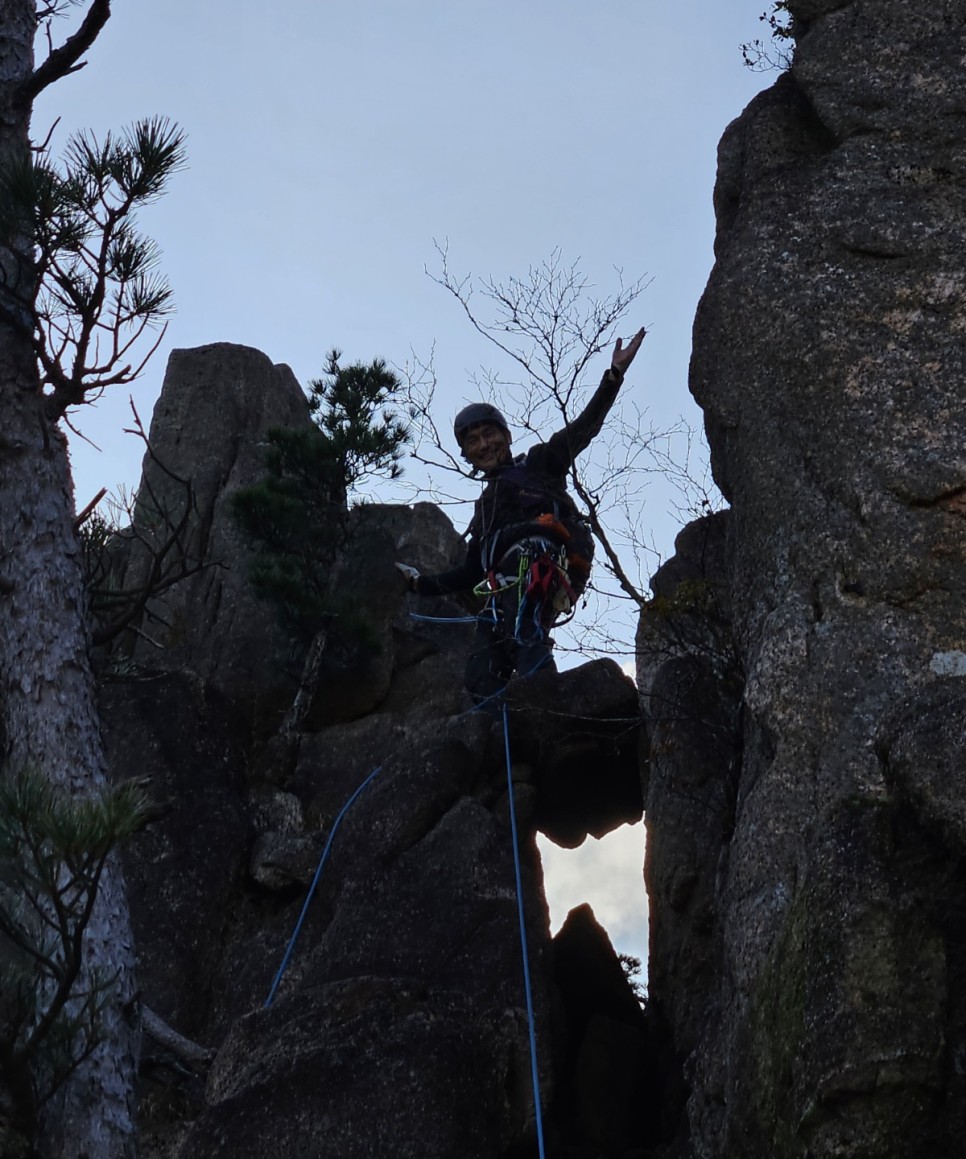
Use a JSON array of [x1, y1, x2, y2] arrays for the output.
[[264, 763, 384, 1008], [502, 701, 547, 1159], [263, 644, 550, 1154], [411, 595, 554, 720], [408, 612, 480, 624]]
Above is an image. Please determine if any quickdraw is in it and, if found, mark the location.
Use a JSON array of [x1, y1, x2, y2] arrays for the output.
[[526, 551, 577, 615], [472, 535, 580, 638]]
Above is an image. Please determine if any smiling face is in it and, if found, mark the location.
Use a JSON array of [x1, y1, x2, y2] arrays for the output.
[[460, 421, 512, 473]]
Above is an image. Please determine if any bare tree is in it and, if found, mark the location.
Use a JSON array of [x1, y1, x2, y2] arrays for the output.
[[79, 403, 213, 652], [403, 244, 716, 663]]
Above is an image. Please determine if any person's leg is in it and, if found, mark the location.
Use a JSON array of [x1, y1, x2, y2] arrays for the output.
[[507, 572, 556, 681], [464, 610, 516, 709], [514, 604, 556, 680]]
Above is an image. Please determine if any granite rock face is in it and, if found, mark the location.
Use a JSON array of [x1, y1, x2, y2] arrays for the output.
[[640, 3, 966, 1156], [100, 344, 649, 1158], [120, 343, 466, 722], [121, 343, 312, 706], [636, 512, 740, 1150]]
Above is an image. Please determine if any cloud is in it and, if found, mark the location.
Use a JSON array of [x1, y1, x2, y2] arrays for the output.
[[537, 822, 648, 965]]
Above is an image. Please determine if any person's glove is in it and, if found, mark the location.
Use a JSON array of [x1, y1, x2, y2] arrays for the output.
[[395, 562, 420, 591]]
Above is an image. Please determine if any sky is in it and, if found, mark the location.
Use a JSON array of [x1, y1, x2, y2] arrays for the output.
[[32, 1, 774, 969]]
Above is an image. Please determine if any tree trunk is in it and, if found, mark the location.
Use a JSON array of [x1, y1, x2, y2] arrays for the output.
[[0, 5, 138, 1156]]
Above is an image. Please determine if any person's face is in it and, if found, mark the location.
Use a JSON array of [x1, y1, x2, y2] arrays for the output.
[[461, 421, 512, 472]]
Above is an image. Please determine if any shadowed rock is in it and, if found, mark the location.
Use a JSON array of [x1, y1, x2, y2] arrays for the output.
[[641, 3, 966, 1155], [104, 343, 650, 1158], [552, 904, 657, 1156], [124, 344, 312, 707]]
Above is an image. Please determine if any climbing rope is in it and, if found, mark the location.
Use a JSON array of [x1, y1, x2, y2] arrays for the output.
[[407, 612, 480, 624], [502, 700, 547, 1159], [260, 650, 538, 1005], [264, 763, 384, 1008], [264, 597, 551, 1155]]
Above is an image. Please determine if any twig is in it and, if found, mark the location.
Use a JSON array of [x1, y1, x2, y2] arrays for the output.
[[73, 488, 107, 530]]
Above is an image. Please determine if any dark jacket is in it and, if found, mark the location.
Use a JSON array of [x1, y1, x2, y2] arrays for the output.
[[416, 366, 623, 596]]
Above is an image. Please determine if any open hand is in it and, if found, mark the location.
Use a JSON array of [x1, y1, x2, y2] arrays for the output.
[[611, 326, 647, 377]]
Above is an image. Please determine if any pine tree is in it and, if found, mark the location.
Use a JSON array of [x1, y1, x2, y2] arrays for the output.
[[0, 5, 182, 1154], [232, 349, 410, 642], [0, 774, 152, 1157]]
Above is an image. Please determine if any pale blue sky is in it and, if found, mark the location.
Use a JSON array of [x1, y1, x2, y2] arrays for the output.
[[33, 1, 775, 966], [38, 2, 770, 537]]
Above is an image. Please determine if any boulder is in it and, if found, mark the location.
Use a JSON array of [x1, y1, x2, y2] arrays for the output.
[[504, 659, 644, 847]]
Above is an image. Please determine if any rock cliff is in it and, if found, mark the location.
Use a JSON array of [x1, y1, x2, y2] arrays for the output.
[[639, 2, 966, 1156], [98, 8, 966, 1150], [101, 344, 648, 1158]]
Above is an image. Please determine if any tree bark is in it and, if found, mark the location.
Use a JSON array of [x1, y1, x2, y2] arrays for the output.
[[0, 5, 138, 1156]]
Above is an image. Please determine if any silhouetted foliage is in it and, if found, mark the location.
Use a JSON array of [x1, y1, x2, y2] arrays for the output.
[[619, 952, 647, 1007], [741, 2, 794, 72], [0, 116, 186, 418], [0, 771, 152, 1151], [232, 350, 410, 640]]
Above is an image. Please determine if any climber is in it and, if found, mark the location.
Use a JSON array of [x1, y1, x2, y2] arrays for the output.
[[397, 327, 647, 706]]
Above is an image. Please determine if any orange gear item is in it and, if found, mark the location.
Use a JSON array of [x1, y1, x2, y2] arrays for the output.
[[534, 513, 571, 540]]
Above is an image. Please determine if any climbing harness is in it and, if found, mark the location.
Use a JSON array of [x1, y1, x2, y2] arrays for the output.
[[470, 534, 579, 647]]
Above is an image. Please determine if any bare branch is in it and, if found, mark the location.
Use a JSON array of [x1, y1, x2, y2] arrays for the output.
[[570, 470, 647, 611], [32, 116, 62, 154], [21, 0, 113, 103], [80, 401, 218, 647], [72, 486, 107, 529], [415, 247, 721, 666]]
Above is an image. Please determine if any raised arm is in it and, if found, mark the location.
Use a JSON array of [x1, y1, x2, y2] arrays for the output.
[[540, 327, 647, 472]]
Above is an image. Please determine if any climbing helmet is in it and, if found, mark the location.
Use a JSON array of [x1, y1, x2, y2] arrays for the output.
[[453, 402, 510, 447]]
